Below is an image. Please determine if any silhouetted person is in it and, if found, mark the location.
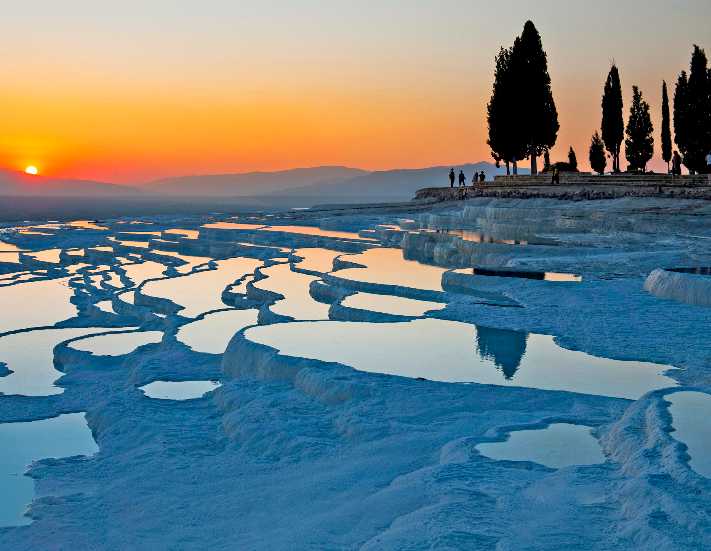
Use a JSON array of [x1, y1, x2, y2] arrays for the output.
[[512, 155, 518, 175], [551, 166, 560, 185], [458, 170, 465, 187], [471, 171, 478, 186], [479, 170, 485, 183], [672, 151, 682, 176], [449, 168, 455, 187]]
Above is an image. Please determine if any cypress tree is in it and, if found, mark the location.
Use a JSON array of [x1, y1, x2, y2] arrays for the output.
[[661, 81, 672, 172], [685, 46, 711, 172], [625, 86, 654, 172], [602, 65, 624, 172], [487, 47, 526, 174], [589, 132, 607, 175], [509, 21, 559, 174], [568, 147, 578, 171], [674, 71, 690, 170]]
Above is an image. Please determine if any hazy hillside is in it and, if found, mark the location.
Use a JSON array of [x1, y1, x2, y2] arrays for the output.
[[261, 163, 518, 203], [141, 166, 367, 197], [0, 171, 138, 197]]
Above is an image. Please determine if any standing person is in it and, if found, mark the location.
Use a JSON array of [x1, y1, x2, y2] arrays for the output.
[[479, 170, 485, 183], [458, 170, 466, 187], [449, 168, 455, 188], [471, 171, 478, 186], [551, 166, 560, 185], [672, 151, 682, 176], [705, 150, 711, 174]]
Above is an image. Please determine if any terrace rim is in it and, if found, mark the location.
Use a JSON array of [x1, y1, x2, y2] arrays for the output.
[[415, 173, 711, 202]]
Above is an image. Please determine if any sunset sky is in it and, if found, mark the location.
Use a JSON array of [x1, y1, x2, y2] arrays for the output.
[[2, 0, 709, 182]]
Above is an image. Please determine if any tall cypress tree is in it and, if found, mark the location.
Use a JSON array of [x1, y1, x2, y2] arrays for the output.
[[602, 65, 624, 172], [589, 132, 607, 175], [625, 86, 654, 172], [510, 21, 559, 174], [661, 81, 672, 172], [675, 46, 711, 173], [674, 70, 690, 170], [687, 46, 711, 172], [487, 47, 526, 174], [568, 147, 578, 171], [662, 80, 671, 172]]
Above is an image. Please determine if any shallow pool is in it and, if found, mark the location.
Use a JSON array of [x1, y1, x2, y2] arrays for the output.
[[0, 413, 98, 527], [69, 331, 163, 356], [245, 319, 676, 399], [476, 423, 605, 469], [667, 391, 711, 478], [177, 309, 259, 353], [140, 380, 221, 400]]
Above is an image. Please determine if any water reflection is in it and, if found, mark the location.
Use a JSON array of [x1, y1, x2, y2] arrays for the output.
[[456, 267, 582, 282], [253, 263, 330, 320], [476, 423, 605, 469], [667, 391, 711, 478], [140, 380, 220, 400], [245, 319, 676, 399], [0, 279, 76, 334], [69, 331, 163, 356], [0, 327, 132, 395], [336, 248, 446, 292], [475, 326, 528, 380], [141, 257, 261, 317], [177, 309, 258, 353], [341, 292, 445, 317], [0, 413, 97, 527]]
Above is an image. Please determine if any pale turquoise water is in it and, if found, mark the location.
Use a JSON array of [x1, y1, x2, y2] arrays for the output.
[[140, 381, 221, 400], [667, 391, 711, 478], [0, 413, 97, 527], [245, 319, 677, 399], [476, 423, 605, 468]]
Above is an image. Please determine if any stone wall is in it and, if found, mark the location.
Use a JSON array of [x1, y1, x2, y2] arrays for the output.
[[415, 174, 711, 202]]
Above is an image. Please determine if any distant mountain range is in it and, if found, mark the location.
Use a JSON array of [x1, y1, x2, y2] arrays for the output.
[[0, 163, 520, 204], [0, 170, 138, 197]]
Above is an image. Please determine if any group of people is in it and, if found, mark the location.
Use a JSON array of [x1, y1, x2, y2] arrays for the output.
[[449, 168, 486, 187]]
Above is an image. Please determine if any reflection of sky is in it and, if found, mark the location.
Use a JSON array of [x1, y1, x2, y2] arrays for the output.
[[292, 248, 342, 273], [337, 248, 446, 292], [140, 381, 220, 401], [70, 331, 163, 356], [476, 423, 605, 469], [0, 279, 76, 334], [0, 327, 132, 395], [342, 292, 444, 317], [667, 392, 711, 478], [0, 413, 97, 527], [142, 257, 261, 317], [177, 309, 258, 354], [246, 318, 677, 399], [254, 264, 330, 320]]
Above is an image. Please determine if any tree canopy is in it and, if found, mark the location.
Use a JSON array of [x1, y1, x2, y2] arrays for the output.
[[673, 45, 711, 173], [589, 132, 607, 175], [661, 81, 672, 169], [487, 20, 558, 175], [625, 86, 654, 172], [601, 65, 624, 172]]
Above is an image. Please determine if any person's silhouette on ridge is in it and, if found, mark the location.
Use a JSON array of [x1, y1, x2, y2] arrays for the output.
[[458, 170, 465, 187], [449, 168, 455, 188]]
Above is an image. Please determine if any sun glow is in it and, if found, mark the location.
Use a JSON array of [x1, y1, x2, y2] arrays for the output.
[[24, 165, 39, 175]]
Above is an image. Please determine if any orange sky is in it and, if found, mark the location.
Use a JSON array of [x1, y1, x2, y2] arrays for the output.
[[2, 1, 709, 183]]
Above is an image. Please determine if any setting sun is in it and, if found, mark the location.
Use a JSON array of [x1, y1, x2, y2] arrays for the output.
[[24, 165, 39, 175]]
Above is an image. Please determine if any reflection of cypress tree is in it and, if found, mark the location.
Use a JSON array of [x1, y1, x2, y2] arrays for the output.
[[475, 326, 528, 380]]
